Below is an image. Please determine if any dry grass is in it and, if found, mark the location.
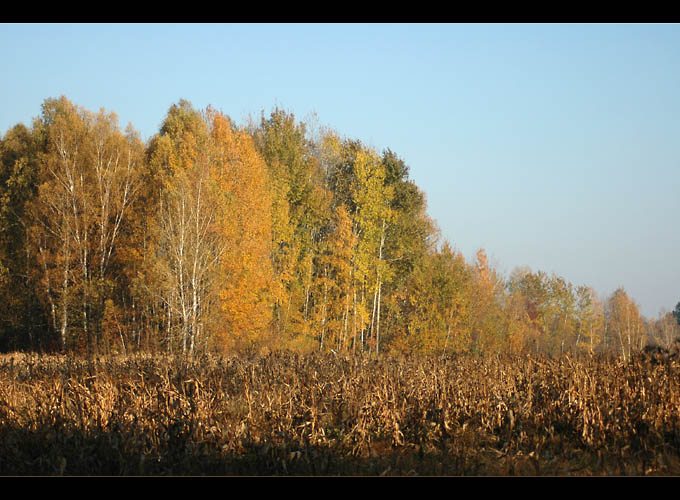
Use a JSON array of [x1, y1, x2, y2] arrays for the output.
[[1, 350, 679, 475]]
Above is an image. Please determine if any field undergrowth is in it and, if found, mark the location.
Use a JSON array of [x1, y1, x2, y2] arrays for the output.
[[1, 350, 679, 476]]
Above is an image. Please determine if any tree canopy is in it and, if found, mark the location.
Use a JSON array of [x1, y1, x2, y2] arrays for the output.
[[0, 96, 671, 358]]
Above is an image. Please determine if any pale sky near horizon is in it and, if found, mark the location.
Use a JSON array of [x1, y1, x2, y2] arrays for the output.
[[2, 23, 679, 318]]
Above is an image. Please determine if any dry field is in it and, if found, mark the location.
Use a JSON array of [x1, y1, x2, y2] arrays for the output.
[[1, 350, 680, 475]]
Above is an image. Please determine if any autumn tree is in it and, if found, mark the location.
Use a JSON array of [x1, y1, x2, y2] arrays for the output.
[[0, 123, 46, 350], [604, 287, 645, 361], [250, 108, 330, 347], [146, 101, 275, 356], [505, 268, 585, 356], [468, 249, 506, 354], [544, 274, 577, 355], [396, 242, 471, 355], [146, 100, 220, 355], [502, 281, 535, 355], [314, 203, 357, 352], [353, 148, 395, 353], [22, 97, 144, 354], [209, 109, 274, 353], [377, 149, 438, 354], [648, 311, 680, 350], [574, 286, 605, 354]]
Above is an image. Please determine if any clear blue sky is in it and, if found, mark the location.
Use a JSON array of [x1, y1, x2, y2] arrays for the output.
[[2, 23, 679, 318]]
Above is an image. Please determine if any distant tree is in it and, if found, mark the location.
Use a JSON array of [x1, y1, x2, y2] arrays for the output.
[[506, 267, 550, 354], [574, 286, 605, 354], [544, 274, 577, 355], [605, 287, 644, 362], [673, 301, 680, 326], [468, 249, 506, 354], [502, 281, 534, 355], [396, 242, 471, 355], [648, 312, 680, 350]]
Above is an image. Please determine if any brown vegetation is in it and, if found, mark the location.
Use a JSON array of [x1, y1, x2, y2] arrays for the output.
[[1, 350, 680, 476]]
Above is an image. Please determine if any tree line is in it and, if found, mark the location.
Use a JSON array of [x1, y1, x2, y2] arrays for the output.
[[0, 96, 677, 357]]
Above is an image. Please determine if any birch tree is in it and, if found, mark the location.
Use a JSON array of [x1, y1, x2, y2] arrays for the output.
[[23, 97, 144, 353], [350, 147, 394, 354], [149, 101, 225, 355], [605, 287, 644, 361]]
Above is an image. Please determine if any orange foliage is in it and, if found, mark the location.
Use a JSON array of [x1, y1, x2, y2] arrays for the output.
[[208, 110, 275, 352]]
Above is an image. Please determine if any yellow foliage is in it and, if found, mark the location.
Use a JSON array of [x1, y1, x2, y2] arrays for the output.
[[208, 110, 275, 352]]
